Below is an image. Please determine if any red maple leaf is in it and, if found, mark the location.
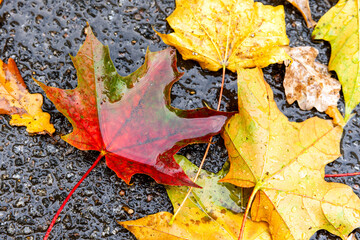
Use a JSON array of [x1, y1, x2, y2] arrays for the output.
[[36, 26, 232, 239]]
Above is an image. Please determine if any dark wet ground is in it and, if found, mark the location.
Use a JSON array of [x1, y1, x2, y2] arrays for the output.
[[0, 0, 359, 239]]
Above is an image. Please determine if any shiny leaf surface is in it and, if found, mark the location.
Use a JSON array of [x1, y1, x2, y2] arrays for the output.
[[36, 27, 231, 187]]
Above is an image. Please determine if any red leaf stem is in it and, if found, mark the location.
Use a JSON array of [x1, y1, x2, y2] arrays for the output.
[[43, 153, 104, 240], [325, 172, 360, 178]]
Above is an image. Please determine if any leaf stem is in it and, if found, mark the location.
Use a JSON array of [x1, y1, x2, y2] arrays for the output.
[[169, 65, 227, 225], [238, 184, 261, 240], [43, 152, 105, 240], [325, 172, 360, 178], [216, 65, 227, 111]]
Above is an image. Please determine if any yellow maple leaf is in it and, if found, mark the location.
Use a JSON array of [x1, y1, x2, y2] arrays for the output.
[[0, 58, 55, 134], [156, 0, 290, 72], [221, 67, 360, 240], [120, 155, 271, 240], [312, 0, 359, 122]]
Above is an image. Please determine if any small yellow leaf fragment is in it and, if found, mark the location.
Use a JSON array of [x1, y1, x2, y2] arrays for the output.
[[0, 58, 55, 134], [284, 46, 341, 112], [325, 106, 346, 128], [286, 0, 316, 28], [156, 0, 290, 72]]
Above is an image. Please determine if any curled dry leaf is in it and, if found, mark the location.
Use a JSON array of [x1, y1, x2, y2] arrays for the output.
[[325, 106, 346, 128], [156, 0, 290, 72], [120, 155, 271, 240], [312, 0, 359, 122], [36, 26, 232, 187], [286, 0, 316, 28], [221, 67, 360, 240], [284, 46, 341, 112], [0, 58, 55, 134]]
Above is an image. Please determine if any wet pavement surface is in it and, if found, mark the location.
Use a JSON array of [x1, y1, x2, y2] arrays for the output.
[[0, 0, 359, 239]]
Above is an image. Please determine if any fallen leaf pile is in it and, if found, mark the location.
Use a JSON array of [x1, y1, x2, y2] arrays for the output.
[[221, 67, 360, 239], [2, 0, 360, 240], [121, 155, 272, 240], [284, 46, 341, 112]]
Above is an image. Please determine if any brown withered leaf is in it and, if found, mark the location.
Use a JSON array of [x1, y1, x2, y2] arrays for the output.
[[0, 58, 55, 134], [286, 0, 316, 28], [348, 234, 357, 240], [284, 46, 341, 112]]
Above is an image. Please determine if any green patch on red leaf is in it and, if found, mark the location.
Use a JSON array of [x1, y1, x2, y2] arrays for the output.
[[35, 26, 232, 187]]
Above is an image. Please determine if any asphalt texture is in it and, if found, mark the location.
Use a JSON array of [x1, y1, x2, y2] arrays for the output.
[[0, 0, 359, 239]]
